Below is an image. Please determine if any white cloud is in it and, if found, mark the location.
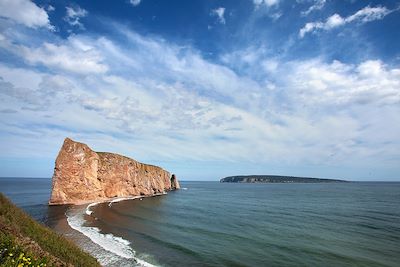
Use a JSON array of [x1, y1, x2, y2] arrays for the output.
[[284, 59, 400, 106], [299, 22, 322, 38], [299, 5, 393, 38], [211, 7, 226, 24], [269, 12, 282, 21], [261, 59, 279, 73], [325, 13, 345, 28], [129, 0, 141, 6], [47, 5, 55, 12], [0, 19, 399, 179], [253, 0, 280, 8], [0, 35, 108, 74], [218, 47, 400, 167], [64, 5, 88, 28], [0, 0, 53, 29], [301, 0, 326, 16], [346, 5, 391, 23]]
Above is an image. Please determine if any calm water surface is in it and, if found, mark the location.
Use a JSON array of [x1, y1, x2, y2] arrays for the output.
[[1, 178, 399, 267]]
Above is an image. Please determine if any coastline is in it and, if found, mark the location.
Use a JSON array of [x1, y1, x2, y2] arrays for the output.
[[50, 193, 165, 206], [84, 193, 167, 215], [64, 194, 166, 267], [2, 179, 400, 267]]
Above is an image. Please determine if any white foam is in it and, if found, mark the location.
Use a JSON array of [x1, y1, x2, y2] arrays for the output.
[[66, 204, 158, 267], [107, 193, 167, 207], [136, 258, 158, 267], [67, 208, 134, 259], [85, 202, 99, 216], [110, 196, 141, 204]]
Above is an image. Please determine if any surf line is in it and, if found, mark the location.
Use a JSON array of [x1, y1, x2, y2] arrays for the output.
[[66, 194, 167, 267]]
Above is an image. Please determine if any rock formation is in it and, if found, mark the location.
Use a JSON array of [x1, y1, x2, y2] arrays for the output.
[[49, 138, 180, 205]]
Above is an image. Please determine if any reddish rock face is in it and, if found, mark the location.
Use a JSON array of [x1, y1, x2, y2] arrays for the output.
[[49, 138, 180, 205]]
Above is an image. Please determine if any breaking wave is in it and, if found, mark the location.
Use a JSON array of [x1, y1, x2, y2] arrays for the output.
[[66, 202, 158, 267]]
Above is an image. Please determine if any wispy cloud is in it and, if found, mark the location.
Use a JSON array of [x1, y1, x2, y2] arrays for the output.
[[47, 5, 55, 12], [211, 7, 226, 24], [0, 35, 108, 74], [1, 21, 399, 171], [64, 5, 88, 29], [301, 0, 326, 16], [253, 0, 280, 8], [129, 0, 141, 7], [300, 5, 393, 38], [0, 1, 399, 179]]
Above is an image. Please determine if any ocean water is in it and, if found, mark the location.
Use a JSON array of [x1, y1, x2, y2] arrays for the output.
[[1, 178, 400, 267]]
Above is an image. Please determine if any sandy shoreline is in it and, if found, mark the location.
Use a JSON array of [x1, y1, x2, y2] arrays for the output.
[[71, 195, 165, 266], [49, 194, 165, 267]]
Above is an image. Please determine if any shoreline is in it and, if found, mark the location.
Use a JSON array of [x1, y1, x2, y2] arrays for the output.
[[85, 193, 167, 215], [65, 194, 166, 267], [49, 192, 167, 206]]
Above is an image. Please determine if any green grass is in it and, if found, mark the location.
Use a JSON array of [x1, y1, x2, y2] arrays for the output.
[[0, 232, 48, 267], [0, 193, 100, 267]]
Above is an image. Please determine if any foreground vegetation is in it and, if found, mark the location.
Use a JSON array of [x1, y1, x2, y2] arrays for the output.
[[0, 234, 48, 267], [0, 193, 100, 266]]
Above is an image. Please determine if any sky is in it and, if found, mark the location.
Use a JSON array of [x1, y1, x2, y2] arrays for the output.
[[0, 0, 399, 181]]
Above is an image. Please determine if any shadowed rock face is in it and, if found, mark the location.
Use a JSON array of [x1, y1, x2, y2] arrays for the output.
[[49, 138, 180, 205]]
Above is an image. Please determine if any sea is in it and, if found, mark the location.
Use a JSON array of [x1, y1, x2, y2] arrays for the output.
[[1, 178, 400, 267]]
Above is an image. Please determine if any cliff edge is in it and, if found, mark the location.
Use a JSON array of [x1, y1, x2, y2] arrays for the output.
[[49, 138, 180, 205]]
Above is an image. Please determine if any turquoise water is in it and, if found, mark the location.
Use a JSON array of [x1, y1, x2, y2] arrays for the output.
[[1, 179, 400, 267]]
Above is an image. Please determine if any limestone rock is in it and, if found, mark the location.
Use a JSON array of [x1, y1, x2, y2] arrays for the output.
[[49, 138, 180, 205]]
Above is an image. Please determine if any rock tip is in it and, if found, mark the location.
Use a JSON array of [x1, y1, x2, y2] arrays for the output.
[[63, 137, 75, 143], [171, 173, 180, 190]]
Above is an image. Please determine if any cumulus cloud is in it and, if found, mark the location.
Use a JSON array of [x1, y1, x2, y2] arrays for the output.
[[129, 0, 141, 7], [301, 0, 326, 16], [300, 5, 393, 38], [211, 7, 226, 24], [64, 5, 88, 29], [0, 0, 53, 29], [284, 59, 400, 106]]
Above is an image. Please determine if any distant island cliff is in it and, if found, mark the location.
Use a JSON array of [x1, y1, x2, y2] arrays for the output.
[[49, 138, 180, 205], [220, 175, 346, 183]]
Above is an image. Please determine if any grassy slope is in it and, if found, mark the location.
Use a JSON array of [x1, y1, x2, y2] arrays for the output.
[[0, 193, 100, 267]]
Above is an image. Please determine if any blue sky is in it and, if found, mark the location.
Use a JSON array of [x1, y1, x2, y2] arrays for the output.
[[0, 0, 399, 181]]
